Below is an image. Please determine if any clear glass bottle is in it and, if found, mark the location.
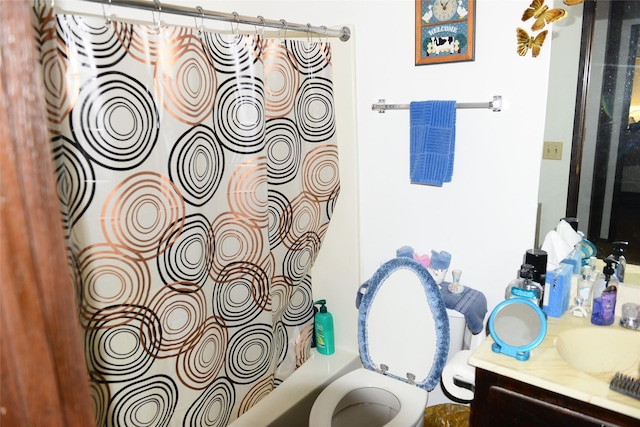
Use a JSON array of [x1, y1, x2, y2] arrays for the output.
[[448, 269, 464, 294], [570, 264, 595, 317]]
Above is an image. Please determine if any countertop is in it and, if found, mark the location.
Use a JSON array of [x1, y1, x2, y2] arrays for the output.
[[468, 313, 640, 420]]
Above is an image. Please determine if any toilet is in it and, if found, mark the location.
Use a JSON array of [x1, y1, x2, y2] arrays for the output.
[[309, 257, 456, 427]]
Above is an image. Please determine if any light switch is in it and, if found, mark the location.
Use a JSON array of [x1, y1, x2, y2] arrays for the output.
[[543, 141, 562, 160]]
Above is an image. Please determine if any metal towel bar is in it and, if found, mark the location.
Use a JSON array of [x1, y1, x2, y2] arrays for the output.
[[372, 95, 502, 113]]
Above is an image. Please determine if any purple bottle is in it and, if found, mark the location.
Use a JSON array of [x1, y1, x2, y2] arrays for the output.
[[591, 258, 618, 326]]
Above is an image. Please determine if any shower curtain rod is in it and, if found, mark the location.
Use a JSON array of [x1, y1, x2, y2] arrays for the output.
[[372, 95, 503, 113], [77, 0, 351, 41]]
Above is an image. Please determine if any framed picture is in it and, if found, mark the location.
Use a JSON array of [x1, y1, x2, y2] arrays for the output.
[[415, 0, 475, 65]]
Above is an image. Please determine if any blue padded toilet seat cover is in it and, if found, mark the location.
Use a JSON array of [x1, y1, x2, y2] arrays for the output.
[[357, 257, 450, 391]]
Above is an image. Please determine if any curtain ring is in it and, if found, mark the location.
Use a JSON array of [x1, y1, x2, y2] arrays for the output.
[[255, 15, 265, 37], [195, 6, 204, 36], [321, 25, 328, 45], [307, 23, 312, 43], [153, 0, 161, 34], [231, 11, 240, 36], [103, 0, 112, 27], [280, 19, 288, 42]]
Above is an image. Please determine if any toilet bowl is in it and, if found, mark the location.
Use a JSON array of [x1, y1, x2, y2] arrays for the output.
[[309, 368, 427, 427], [309, 257, 451, 427]]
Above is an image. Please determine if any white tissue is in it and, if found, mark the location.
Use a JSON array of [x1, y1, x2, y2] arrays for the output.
[[556, 220, 582, 246], [441, 350, 475, 402], [541, 219, 583, 271], [541, 230, 572, 270]]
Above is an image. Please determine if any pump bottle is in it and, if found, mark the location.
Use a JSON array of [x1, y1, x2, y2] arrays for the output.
[[610, 241, 628, 283], [314, 300, 335, 355], [505, 264, 544, 307], [590, 258, 619, 326]]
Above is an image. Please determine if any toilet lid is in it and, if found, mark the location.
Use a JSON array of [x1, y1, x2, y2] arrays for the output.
[[358, 257, 450, 391]]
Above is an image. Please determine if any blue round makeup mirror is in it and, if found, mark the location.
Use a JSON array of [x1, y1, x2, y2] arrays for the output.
[[488, 298, 547, 361]]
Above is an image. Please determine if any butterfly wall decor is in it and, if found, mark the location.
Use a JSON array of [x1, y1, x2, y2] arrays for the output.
[[516, 0, 584, 59], [516, 27, 548, 58], [522, 0, 567, 31]]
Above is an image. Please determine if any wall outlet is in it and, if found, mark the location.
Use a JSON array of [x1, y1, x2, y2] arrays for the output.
[[543, 141, 562, 160]]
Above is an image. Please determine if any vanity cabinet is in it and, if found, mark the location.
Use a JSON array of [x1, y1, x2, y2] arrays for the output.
[[471, 368, 639, 427]]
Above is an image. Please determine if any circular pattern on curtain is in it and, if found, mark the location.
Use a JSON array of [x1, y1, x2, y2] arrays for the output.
[[71, 72, 160, 170], [101, 172, 186, 260], [108, 375, 178, 427], [169, 125, 224, 207]]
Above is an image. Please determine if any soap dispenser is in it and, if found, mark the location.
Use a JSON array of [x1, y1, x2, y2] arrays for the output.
[[505, 264, 544, 307], [590, 258, 619, 326], [609, 241, 628, 282], [314, 300, 335, 355]]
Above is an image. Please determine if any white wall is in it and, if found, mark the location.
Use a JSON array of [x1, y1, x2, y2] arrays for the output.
[[353, 0, 548, 314]]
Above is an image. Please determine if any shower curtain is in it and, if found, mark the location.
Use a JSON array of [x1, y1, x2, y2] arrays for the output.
[[34, 4, 339, 426]]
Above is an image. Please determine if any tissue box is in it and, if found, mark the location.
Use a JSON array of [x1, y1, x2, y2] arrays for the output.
[[543, 262, 573, 317]]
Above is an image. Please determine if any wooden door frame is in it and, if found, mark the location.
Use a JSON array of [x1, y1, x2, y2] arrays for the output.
[[1, 1, 95, 425]]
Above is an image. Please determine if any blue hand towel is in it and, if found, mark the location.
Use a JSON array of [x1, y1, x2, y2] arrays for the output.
[[410, 101, 457, 186], [439, 283, 487, 334]]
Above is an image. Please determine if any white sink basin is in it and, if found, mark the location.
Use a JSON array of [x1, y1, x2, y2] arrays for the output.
[[555, 327, 640, 378]]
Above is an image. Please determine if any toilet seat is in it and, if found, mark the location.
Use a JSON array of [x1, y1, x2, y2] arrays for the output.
[[310, 257, 450, 426], [309, 368, 428, 427], [358, 257, 450, 390]]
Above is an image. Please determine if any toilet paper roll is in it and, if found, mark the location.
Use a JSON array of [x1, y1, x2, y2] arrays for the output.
[[441, 350, 475, 402]]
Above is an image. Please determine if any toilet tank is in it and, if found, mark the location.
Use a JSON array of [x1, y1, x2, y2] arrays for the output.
[[446, 308, 485, 354], [446, 309, 467, 357], [422, 309, 479, 407]]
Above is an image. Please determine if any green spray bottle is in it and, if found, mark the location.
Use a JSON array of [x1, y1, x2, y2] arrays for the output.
[[314, 300, 335, 355]]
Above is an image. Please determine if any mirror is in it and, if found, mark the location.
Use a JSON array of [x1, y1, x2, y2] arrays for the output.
[[488, 299, 547, 361], [627, 29, 640, 128], [538, 0, 640, 268]]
